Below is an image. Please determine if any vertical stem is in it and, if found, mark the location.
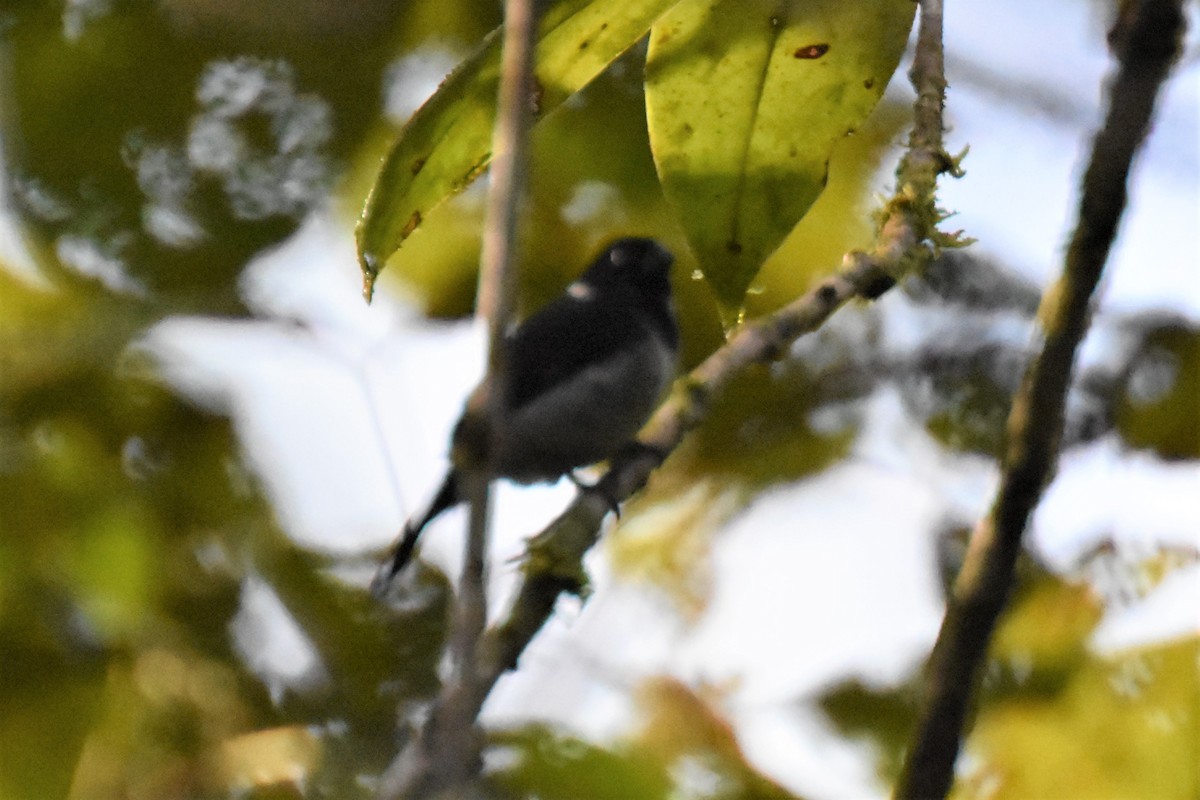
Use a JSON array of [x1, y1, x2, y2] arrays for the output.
[[375, 1, 538, 797], [453, 0, 537, 718], [894, 1, 1185, 797]]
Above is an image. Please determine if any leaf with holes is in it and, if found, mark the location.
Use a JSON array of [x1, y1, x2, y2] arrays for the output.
[[646, 0, 915, 318]]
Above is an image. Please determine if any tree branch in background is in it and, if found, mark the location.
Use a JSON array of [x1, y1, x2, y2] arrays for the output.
[[375, 0, 538, 797], [466, 0, 963, 736], [894, 2, 1187, 798]]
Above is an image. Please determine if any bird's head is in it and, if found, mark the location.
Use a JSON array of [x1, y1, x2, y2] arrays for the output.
[[578, 237, 675, 300]]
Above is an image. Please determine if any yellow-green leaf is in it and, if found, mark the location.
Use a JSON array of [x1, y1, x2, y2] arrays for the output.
[[645, 0, 915, 318], [357, 0, 685, 300], [958, 636, 1200, 799]]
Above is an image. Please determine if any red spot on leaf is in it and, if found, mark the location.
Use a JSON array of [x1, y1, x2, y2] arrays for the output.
[[794, 43, 829, 59], [401, 211, 422, 238]]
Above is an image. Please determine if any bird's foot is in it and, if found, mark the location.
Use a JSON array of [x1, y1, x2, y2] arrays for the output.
[[613, 440, 669, 468]]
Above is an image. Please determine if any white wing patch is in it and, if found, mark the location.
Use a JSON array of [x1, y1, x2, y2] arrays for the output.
[[566, 282, 594, 301]]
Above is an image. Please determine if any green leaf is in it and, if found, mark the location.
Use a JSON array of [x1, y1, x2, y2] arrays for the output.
[[357, 0, 685, 300], [960, 636, 1200, 799], [645, 0, 915, 318]]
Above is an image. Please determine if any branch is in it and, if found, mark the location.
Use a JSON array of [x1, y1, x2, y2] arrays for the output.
[[462, 0, 964, 734], [894, 2, 1187, 798], [375, 0, 537, 796]]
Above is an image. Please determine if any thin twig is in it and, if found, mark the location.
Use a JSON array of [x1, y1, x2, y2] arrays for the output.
[[894, 1, 1186, 797], [452, 0, 964, 734], [375, 0, 538, 797]]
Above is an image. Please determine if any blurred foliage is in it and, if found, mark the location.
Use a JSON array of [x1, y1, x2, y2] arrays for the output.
[[0, 266, 451, 798], [490, 678, 801, 799], [0, 0, 470, 796], [818, 547, 1199, 797], [1115, 319, 1200, 460], [959, 634, 1200, 800], [1, 0, 475, 312], [609, 361, 859, 615]]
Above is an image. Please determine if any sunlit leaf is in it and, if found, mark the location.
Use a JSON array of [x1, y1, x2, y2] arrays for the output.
[[645, 0, 915, 318], [210, 726, 321, 796], [356, 0, 685, 299], [989, 574, 1104, 692], [957, 636, 1200, 800]]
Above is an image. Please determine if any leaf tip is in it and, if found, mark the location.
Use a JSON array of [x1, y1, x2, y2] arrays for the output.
[[359, 250, 379, 304]]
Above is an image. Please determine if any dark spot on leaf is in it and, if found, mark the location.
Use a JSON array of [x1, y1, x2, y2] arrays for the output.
[[726, 240, 742, 255], [863, 77, 876, 90], [402, 210, 422, 238], [600, 22, 608, 30], [579, 39, 590, 51], [794, 43, 829, 59], [411, 157, 426, 176]]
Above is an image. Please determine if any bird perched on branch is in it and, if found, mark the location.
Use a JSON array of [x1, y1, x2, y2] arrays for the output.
[[371, 237, 678, 595]]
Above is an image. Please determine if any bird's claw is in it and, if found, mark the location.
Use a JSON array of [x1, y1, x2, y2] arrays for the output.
[[568, 470, 621, 518]]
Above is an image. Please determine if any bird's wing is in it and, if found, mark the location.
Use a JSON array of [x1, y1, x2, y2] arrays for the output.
[[505, 290, 642, 411]]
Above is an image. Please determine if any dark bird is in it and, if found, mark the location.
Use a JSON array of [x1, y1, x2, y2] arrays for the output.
[[371, 237, 678, 595]]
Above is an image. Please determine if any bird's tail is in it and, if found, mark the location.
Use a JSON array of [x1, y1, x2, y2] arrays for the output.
[[370, 470, 460, 596]]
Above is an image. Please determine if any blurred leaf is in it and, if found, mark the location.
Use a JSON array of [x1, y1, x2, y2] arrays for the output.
[[988, 577, 1104, 694], [609, 363, 855, 614], [645, 0, 914, 318], [207, 725, 320, 797], [819, 679, 919, 785], [634, 677, 804, 799], [490, 725, 673, 800], [260, 534, 449, 734], [956, 636, 1200, 800], [67, 502, 162, 640], [356, 0, 684, 298], [682, 364, 857, 484], [923, 355, 1015, 457], [0, 640, 106, 800], [609, 478, 736, 618], [491, 679, 802, 799], [1116, 320, 1200, 460]]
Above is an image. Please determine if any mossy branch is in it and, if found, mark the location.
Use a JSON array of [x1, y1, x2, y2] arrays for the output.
[[469, 0, 964, 742]]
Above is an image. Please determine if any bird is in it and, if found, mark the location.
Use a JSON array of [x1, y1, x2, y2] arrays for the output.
[[371, 237, 678, 595]]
